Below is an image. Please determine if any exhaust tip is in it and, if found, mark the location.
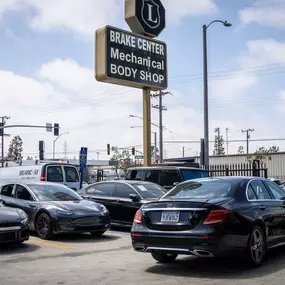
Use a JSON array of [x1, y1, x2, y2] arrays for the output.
[[134, 246, 146, 252], [192, 249, 213, 257]]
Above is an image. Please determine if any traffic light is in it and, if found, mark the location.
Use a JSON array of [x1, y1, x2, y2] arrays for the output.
[[0, 122, 3, 137], [132, 147, 135, 155], [107, 144, 110, 155], [39, 141, 45, 160], [53, 123, 59, 136]]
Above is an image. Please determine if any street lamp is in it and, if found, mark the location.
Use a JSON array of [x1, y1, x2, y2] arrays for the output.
[[203, 20, 232, 170], [53, 132, 69, 159], [130, 126, 157, 162]]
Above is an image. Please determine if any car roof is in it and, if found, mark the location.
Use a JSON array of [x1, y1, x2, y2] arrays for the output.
[[0, 181, 63, 187], [88, 180, 157, 185], [127, 166, 204, 171]]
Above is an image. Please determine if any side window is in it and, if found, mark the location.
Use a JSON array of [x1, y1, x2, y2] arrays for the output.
[[145, 171, 160, 184], [162, 170, 180, 187], [247, 185, 258, 200], [250, 180, 272, 200], [129, 170, 145, 181], [64, 166, 79, 182], [85, 186, 95, 195], [264, 181, 285, 200], [93, 183, 115, 197], [1, 184, 14, 197], [47, 166, 63, 182], [16, 185, 32, 201], [115, 183, 135, 199]]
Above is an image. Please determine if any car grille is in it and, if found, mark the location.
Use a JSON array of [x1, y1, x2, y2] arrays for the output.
[[0, 222, 21, 228], [71, 217, 100, 225], [143, 210, 207, 231], [0, 231, 16, 242]]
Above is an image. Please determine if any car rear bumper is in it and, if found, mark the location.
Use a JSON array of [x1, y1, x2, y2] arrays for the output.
[[0, 225, 29, 244], [131, 232, 249, 257]]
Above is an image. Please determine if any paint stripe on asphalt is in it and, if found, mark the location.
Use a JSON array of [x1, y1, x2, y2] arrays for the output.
[[28, 237, 77, 249]]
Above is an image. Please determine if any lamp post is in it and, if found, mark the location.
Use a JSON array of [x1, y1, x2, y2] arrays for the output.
[[203, 20, 232, 170], [53, 132, 69, 159], [130, 126, 157, 162]]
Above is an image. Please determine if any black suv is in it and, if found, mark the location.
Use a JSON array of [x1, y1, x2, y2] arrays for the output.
[[126, 166, 209, 190]]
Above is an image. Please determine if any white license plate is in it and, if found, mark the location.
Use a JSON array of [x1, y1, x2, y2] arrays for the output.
[[161, 211, 180, 223]]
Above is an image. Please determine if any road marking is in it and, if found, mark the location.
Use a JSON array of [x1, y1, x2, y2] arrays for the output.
[[28, 237, 77, 249]]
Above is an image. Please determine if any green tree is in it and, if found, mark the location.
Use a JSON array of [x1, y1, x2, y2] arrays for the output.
[[247, 146, 279, 164], [110, 147, 134, 175], [268, 146, 280, 153], [7, 135, 23, 162], [213, 127, 225, 156]]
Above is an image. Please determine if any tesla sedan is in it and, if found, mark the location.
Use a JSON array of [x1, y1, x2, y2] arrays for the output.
[[78, 180, 166, 227], [131, 176, 285, 266], [0, 199, 29, 244], [0, 182, 110, 239]]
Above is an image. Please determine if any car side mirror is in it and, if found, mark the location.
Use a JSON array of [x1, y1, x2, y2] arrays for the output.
[[129, 193, 140, 201]]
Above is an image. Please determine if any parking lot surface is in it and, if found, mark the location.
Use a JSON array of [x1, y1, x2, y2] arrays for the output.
[[1, 230, 285, 285]]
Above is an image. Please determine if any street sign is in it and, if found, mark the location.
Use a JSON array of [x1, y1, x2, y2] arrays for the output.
[[125, 0, 165, 38], [95, 25, 167, 91], [79, 147, 88, 169], [46, 123, 52, 132], [135, 155, 144, 159]]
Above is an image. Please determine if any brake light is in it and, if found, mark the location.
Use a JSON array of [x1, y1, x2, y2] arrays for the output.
[[134, 210, 142, 224], [40, 173, 46, 181], [203, 209, 231, 225]]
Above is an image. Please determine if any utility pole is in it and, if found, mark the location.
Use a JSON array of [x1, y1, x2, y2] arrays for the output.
[[241, 128, 254, 155], [0, 116, 10, 167], [182, 146, 185, 158], [151, 91, 171, 163], [96, 152, 100, 160], [63, 141, 68, 159], [226, 128, 229, 164]]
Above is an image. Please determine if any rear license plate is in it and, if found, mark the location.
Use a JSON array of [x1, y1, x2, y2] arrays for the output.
[[161, 211, 180, 223]]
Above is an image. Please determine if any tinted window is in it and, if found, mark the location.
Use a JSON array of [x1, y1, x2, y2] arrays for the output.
[[16, 185, 32, 201], [181, 170, 209, 180], [145, 170, 160, 184], [249, 180, 272, 200], [64, 166, 79, 182], [265, 181, 285, 200], [1, 184, 14, 197], [133, 183, 165, 199], [47, 166, 63, 182], [92, 183, 115, 197], [116, 184, 135, 199], [163, 180, 232, 199], [127, 170, 145, 181], [162, 170, 181, 187], [85, 186, 95, 195], [247, 185, 258, 200], [28, 184, 82, 201]]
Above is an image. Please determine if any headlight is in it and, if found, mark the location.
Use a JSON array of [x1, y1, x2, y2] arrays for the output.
[[21, 217, 29, 226], [19, 210, 28, 220], [54, 207, 73, 216], [97, 204, 108, 214]]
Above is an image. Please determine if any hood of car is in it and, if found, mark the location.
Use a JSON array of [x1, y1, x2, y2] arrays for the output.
[[0, 207, 25, 223]]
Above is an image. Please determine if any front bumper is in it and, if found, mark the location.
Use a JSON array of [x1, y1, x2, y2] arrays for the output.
[[52, 215, 111, 234], [0, 225, 29, 244], [131, 232, 248, 257]]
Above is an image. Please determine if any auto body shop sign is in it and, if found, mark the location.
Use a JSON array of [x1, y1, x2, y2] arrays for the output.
[[95, 26, 167, 91]]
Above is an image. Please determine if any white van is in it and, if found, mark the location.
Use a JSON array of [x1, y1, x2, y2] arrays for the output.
[[0, 163, 80, 191]]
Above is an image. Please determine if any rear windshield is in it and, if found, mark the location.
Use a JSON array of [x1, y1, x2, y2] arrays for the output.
[[132, 183, 166, 198], [180, 169, 209, 181], [162, 180, 232, 200]]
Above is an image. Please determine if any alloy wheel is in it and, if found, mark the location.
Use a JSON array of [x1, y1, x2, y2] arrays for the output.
[[37, 214, 50, 238], [250, 228, 264, 264]]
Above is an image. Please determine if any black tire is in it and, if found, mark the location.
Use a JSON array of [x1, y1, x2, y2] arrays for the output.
[[90, 231, 105, 237], [151, 252, 178, 263], [36, 213, 53, 240], [246, 225, 266, 266]]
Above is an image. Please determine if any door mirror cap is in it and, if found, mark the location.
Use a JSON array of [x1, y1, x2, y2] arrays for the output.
[[129, 193, 140, 201]]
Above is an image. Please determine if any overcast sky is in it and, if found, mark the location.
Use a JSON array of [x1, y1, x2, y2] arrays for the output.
[[0, 0, 285, 160]]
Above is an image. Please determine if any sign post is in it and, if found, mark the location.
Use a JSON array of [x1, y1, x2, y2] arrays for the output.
[[79, 147, 88, 189], [95, 0, 166, 167]]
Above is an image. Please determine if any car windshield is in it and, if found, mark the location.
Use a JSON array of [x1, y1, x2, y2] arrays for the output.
[[28, 184, 82, 201], [162, 180, 232, 200], [180, 169, 209, 181], [132, 183, 166, 198]]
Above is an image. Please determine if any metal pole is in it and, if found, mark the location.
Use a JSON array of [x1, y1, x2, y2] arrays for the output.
[[203, 25, 209, 170], [226, 128, 229, 165], [143, 88, 151, 166], [159, 92, 163, 163], [1, 117, 4, 167], [182, 146, 185, 158], [246, 130, 249, 155], [154, 132, 157, 162], [53, 141, 56, 159]]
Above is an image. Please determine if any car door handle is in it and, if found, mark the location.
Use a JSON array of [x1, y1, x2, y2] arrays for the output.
[[259, 205, 266, 210]]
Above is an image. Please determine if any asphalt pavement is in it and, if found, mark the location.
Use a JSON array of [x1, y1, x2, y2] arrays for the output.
[[1, 230, 285, 285]]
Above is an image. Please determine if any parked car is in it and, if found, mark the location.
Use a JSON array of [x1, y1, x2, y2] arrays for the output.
[[126, 166, 209, 190], [268, 178, 282, 186], [0, 182, 110, 239], [0, 199, 29, 244], [131, 176, 285, 266], [0, 163, 80, 191], [78, 180, 166, 227]]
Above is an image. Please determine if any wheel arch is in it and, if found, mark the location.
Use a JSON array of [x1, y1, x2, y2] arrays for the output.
[[34, 209, 52, 229]]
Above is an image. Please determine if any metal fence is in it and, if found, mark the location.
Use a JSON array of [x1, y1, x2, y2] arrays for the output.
[[209, 162, 268, 178]]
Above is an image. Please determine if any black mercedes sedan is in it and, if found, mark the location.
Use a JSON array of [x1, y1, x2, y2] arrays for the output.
[[0, 199, 29, 244], [131, 176, 285, 266], [0, 182, 110, 239], [78, 180, 166, 227]]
